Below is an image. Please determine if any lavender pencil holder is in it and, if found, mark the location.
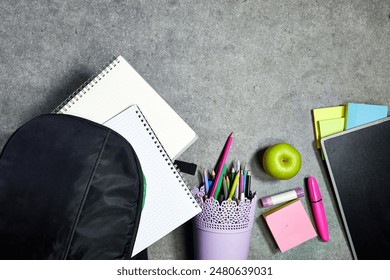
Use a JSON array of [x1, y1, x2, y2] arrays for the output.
[[192, 186, 257, 260]]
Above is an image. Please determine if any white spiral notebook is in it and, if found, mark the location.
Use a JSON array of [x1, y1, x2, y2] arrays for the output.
[[104, 105, 201, 257], [53, 56, 198, 160]]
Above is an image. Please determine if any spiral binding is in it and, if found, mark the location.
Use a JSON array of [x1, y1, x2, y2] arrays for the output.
[[52, 57, 121, 114], [134, 108, 199, 209]]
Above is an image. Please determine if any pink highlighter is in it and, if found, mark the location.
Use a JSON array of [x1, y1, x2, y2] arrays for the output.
[[307, 176, 329, 242]]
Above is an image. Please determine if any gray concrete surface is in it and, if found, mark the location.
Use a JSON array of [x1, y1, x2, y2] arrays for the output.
[[1, 0, 389, 260]]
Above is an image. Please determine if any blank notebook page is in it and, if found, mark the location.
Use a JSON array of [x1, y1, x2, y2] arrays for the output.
[[54, 56, 198, 160], [104, 105, 200, 257]]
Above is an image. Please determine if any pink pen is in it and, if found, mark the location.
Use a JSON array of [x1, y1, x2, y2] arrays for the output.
[[307, 176, 329, 242]]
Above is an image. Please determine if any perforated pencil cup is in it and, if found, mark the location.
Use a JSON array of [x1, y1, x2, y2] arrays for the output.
[[192, 186, 257, 260]]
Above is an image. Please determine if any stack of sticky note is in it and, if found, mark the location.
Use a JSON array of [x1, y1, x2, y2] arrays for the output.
[[262, 199, 317, 253], [312, 105, 346, 149], [312, 103, 388, 157]]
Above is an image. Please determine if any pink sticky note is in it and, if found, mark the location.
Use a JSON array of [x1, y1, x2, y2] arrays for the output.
[[263, 199, 317, 253]]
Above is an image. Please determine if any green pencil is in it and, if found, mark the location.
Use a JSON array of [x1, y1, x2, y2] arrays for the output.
[[214, 164, 227, 199], [231, 167, 236, 182]]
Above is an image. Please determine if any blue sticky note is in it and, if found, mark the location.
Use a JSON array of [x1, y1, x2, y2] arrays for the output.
[[346, 103, 388, 129]]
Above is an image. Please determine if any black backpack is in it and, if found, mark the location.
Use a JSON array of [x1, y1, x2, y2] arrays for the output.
[[0, 114, 146, 259]]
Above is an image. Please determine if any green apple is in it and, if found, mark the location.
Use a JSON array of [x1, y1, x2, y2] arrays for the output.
[[262, 143, 301, 180]]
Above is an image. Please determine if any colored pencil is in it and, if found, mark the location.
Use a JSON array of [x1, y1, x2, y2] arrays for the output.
[[218, 193, 224, 204], [235, 180, 239, 199], [210, 132, 234, 198], [228, 171, 240, 199], [246, 171, 252, 198], [231, 167, 236, 182], [211, 169, 215, 180], [222, 176, 228, 198], [234, 161, 240, 198], [239, 169, 244, 196], [203, 169, 209, 194], [214, 163, 227, 199], [226, 175, 230, 193], [243, 163, 248, 193]]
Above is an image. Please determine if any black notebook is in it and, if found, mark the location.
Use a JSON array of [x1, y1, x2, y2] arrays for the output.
[[321, 117, 390, 260]]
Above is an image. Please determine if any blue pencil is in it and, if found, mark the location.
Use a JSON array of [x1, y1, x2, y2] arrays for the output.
[[203, 169, 209, 195], [243, 163, 248, 193]]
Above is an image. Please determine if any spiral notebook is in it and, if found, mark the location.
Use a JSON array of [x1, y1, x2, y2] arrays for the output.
[[53, 56, 198, 160], [104, 105, 201, 257]]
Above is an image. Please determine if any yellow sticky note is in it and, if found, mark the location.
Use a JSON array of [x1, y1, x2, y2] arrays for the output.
[[318, 118, 346, 139], [312, 105, 345, 148]]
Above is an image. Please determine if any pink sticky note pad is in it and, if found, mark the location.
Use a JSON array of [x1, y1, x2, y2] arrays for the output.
[[263, 199, 317, 253]]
